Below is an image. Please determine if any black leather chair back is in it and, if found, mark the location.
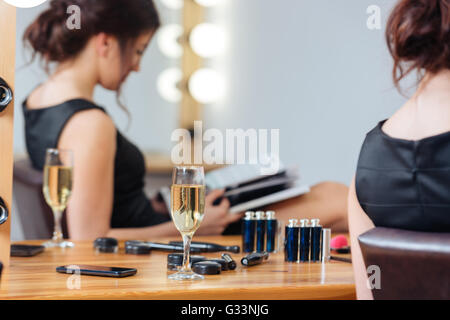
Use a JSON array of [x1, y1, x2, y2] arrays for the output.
[[358, 227, 450, 300], [13, 159, 68, 240]]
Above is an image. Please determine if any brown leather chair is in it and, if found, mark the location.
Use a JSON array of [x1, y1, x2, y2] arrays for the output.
[[13, 158, 68, 240], [358, 227, 450, 300]]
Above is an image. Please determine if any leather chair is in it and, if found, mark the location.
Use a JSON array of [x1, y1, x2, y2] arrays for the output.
[[358, 227, 450, 300], [13, 158, 68, 240]]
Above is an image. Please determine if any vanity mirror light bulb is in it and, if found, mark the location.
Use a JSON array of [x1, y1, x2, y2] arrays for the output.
[[157, 24, 184, 58], [160, 0, 184, 10], [189, 23, 226, 58], [188, 69, 225, 104], [157, 68, 183, 103], [3, 0, 48, 8], [194, 0, 223, 7]]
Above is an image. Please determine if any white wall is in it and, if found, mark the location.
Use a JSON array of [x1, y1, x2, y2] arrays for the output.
[[13, 0, 406, 188], [203, 0, 407, 186]]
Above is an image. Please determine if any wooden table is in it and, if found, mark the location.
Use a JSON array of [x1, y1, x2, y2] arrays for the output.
[[0, 236, 355, 300]]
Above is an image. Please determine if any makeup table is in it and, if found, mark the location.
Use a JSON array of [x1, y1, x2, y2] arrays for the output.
[[0, 236, 355, 300]]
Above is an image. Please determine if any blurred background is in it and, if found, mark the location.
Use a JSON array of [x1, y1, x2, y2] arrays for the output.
[[12, 0, 409, 239]]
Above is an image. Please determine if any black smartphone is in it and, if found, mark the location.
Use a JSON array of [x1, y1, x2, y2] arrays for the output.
[[11, 244, 45, 257], [56, 265, 137, 278]]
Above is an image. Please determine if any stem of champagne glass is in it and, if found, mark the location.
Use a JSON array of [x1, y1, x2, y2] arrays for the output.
[[52, 209, 63, 243], [181, 234, 192, 272]]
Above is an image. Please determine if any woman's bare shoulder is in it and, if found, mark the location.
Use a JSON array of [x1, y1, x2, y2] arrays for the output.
[[65, 107, 114, 129], [27, 82, 92, 110], [58, 108, 116, 150], [383, 98, 450, 141], [381, 101, 414, 138]]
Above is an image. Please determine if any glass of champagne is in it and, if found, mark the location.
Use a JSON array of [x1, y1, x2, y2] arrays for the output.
[[169, 166, 206, 280], [42, 149, 74, 248]]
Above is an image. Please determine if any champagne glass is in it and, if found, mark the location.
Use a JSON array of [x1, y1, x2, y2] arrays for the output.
[[42, 149, 74, 248], [169, 166, 206, 280]]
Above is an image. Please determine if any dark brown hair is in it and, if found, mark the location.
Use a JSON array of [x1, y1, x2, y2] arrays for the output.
[[386, 0, 450, 89], [23, 0, 160, 119]]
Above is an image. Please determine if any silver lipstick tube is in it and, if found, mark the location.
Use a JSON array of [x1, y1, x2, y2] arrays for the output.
[[321, 228, 331, 263]]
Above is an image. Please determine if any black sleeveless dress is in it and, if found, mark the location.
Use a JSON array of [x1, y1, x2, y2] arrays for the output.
[[23, 98, 171, 229], [355, 120, 450, 232]]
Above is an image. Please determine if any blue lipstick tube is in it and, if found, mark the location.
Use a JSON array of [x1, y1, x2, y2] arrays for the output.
[[242, 211, 256, 253], [310, 218, 322, 262], [299, 219, 311, 262], [284, 219, 299, 262], [265, 211, 278, 253], [255, 211, 267, 252]]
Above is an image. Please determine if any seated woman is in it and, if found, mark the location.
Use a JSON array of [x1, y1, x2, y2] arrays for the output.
[[22, 0, 348, 240], [349, 0, 450, 299]]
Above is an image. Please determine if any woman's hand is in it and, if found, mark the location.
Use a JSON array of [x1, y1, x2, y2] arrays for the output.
[[196, 189, 243, 235], [151, 195, 170, 215]]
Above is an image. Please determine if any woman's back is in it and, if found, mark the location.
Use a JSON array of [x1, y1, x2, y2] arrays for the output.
[[355, 73, 450, 232], [23, 85, 170, 230], [383, 72, 450, 141], [349, 0, 450, 299]]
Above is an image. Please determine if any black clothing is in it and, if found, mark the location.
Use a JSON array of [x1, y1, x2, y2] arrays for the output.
[[356, 120, 450, 232], [23, 98, 170, 228]]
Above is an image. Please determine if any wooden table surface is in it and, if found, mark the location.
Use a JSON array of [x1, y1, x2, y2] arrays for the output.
[[0, 236, 355, 300]]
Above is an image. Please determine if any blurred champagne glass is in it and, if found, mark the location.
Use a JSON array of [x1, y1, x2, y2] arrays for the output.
[[169, 166, 206, 280], [42, 149, 74, 248]]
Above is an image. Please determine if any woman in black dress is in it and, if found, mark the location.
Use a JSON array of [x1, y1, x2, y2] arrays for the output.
[[22, 0, 349, 240], [350, 0, 450, 299]]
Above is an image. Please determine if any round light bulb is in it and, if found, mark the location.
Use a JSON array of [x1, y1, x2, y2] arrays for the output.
[[188, 69, 225, 104], [194, 0, 223, 7], [189, 23, 226, 58], [3, 0, 48, 8], [160, 0, 184, 10], [157, 68, 183, 103], [157, 24, 184, 58]]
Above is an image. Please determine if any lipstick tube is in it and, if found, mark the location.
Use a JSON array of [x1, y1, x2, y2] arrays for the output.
[[310, 219, 322, 262], [321, 228, 331, 263], [242, 211, 256, 253], [299, 219, 311, 262], [255, 211, 267, 253], [241, 252, 269, 266], [284, 219, 299, 262], [265, 211, 278, 253], [221, 253, 237, 270]]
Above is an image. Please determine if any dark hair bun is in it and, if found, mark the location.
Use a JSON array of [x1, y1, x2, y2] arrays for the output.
[[23, 0, 160, 67], [386, 0, 450, 86], [24, 0, 75, 62]]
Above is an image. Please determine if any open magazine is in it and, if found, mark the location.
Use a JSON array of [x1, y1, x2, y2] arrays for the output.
[[158, 163, 310, 214]]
